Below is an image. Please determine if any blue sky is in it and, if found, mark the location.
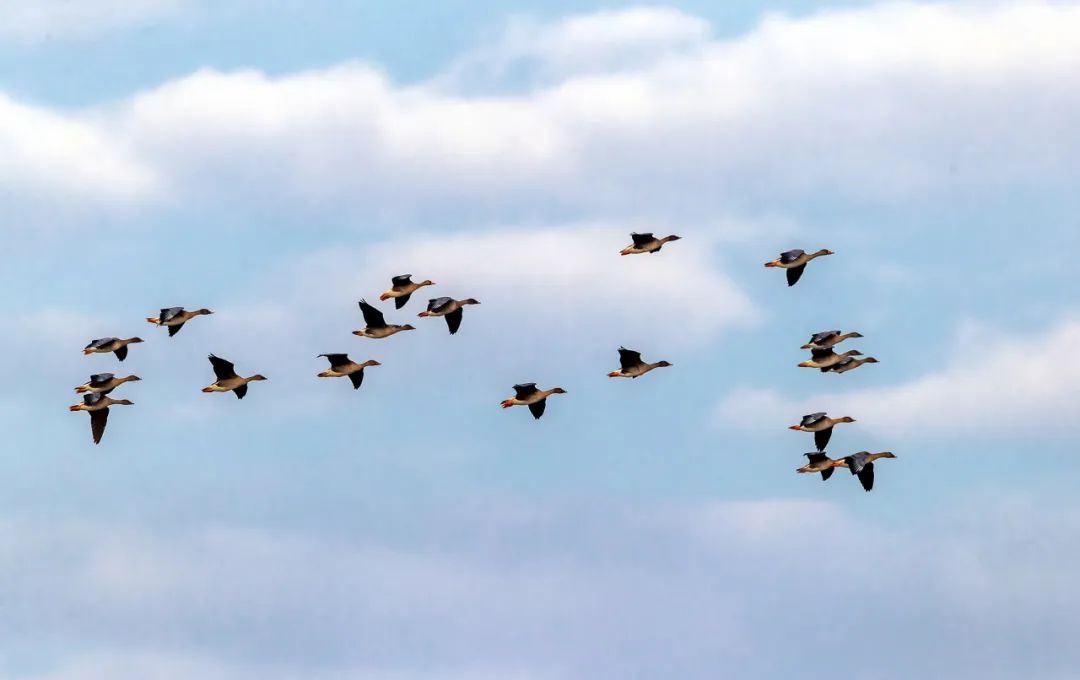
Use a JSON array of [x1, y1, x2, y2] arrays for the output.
[[3, 0, 1080, 677]]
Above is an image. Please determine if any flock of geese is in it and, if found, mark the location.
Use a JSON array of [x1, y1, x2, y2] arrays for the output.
[[68, 234, 897, 491], [765, 248, 896, 491]]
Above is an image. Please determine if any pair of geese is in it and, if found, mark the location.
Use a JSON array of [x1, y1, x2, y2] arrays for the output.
[[789, 412, 896, 492]]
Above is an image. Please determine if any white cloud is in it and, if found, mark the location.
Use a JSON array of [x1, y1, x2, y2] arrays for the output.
[[0, 0, 188, 44], [0, 94, 158, 203], [716, 319, 1080, 436], [7, 2, 1080, 219], [3, 496, 1080, 679]]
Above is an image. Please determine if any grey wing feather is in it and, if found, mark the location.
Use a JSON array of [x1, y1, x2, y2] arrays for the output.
[[160, 307, 184, 322], [810, 330, 839, 344], [428, 297, 453, 312], [391, 275, 412, 287], [89, 373, 114, 385], [780, 249, 805, 263]]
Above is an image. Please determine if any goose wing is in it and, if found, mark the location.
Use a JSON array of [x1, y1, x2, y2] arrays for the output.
[[90, 407, 109, 444], [786, 264, 807, 286], [513, 383, 539, 400], [208, 354, 237, 381], [319, 353, 352, 368], [528, 399, 547, 419], [445, 308, 464, 335], [391, 274, 412, 288], [160, 307, 184, 322], [630, 232, 654, 247], [618, 347, 642, 370], [358, 299, 387, 328]]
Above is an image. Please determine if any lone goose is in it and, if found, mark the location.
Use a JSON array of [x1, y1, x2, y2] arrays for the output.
[[796, 452, 842, 481], [317, 354, 380, 389], [826, 356, 879, 374], [788, 412, 856, 451], [798, 348, 862, 369], [352, 299, 416, 339], [379, 275, 435, 309], [608, 347, 673, 378], [764, 248, 834, 286], [417, 297, 480, 335], [800, 330, 863, 350], [74, 373, 141, 395], [842, 451, 897, 492], [69, 392, 133, 444], [201, 354, 267, 399], [146, 307, 213, 336], [500, 383, 567, 419], [83, 337, 143, 362], [620, 232, 682, 256]]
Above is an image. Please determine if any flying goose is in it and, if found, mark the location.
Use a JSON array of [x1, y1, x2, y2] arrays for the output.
[[417, 297, 480, 335], [842, 451, 897, 492], [788, 412, 856, 451], [798, 348, 862, 370], [317, 354, 380, 389], [352, 299, 416, 339], [608, 347, 673, 378], [764, 249, 834, 286], [800, 330, 863, 350], [620, 232, 682, 256], [825, 356, 879, 374], [69, 392, 133, 444], [201, 354, 267, 399], [500, 383, 567, 419], [83, 337, 143, 362], [379, 275, 435, 309], [146, 307, 213, 336], [74, 373, 141, 395], [796, 452, 842, 481]]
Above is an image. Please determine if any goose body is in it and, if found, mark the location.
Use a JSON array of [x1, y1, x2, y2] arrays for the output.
[[798, 348, 862, 369], [83, 337, 143, 361], [608, 347, 672, 378], [842, 451, 897, 491], [801, 330, 863, 350], [417, 297, 480, 335], [201, 354, 267, 399], [74, 373, 141, 395], [764, 248, 834, 286], [796, 452, 842, 481], [620, 232, 681, 256], [353, 299, 416, 339], [500, 383, 567, 419], [788, 412, 855, 451], [69, 392, 133, 444], [317, 354, 380, 389], [146, 307, 213, 336], [379, 275, 435, 309], [826, 356, 879, 374]]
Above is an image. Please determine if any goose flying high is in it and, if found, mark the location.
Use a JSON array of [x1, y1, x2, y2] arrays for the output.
[[798, 348, 862, 370], [201, 354, 267, 399], [379, 275, 435, 309], [500, 383, 567, 419], [74, 373, 141, 395], [620, 232, 682, 256], [800, 330, 863, 350], [788, 412, 856, 451], [842, 451, 897, 492], [83, 337, 143, 362], [607, 347, 672, 379], [796, 452, 842, 481], [353, 299, 416, 339], [317, 354, 380, 390], [69, 392, 133, 444], [764, 248, 834, 286], [146, 307, 213, 336], [417, 296, 480, 335]]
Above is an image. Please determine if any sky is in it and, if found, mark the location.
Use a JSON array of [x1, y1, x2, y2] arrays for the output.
[[2, 0, 1080, 677]]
